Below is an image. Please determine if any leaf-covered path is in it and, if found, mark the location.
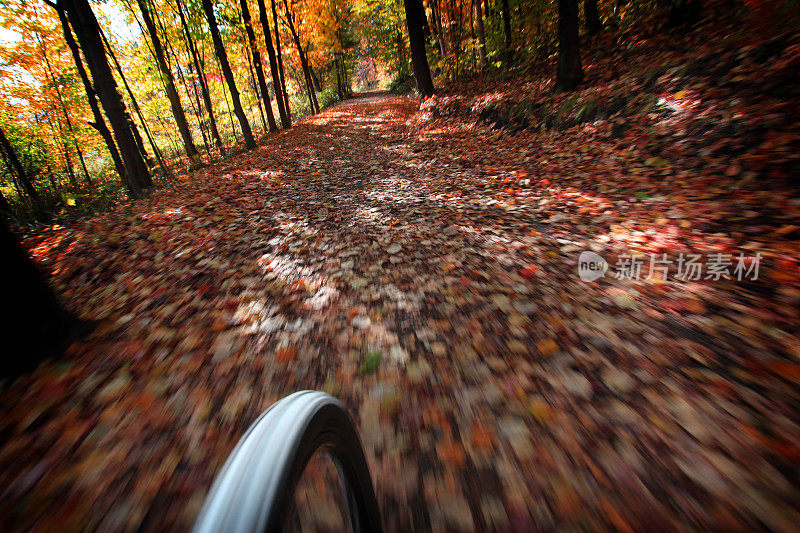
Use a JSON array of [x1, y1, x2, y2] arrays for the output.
[[2, 93, 800, 531]]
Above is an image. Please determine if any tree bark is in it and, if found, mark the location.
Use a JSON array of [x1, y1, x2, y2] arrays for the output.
[[175, 0, 224, 153], [158, 18, 209, 155], [0, 187, 9, 215], [473, 0, 488, 70], [585, 0, 602, 35], [308, 48, 321, 92], [272, 0, 291, 122], [0, 218, 86, 379], [256, 0, 289, 128], [38, 31, 93, 188], [126, 107, 149, 163], [431, 0, 446, 56], [243, 38, 269, 132], [403, 0, 435, 97], [137, 0, 198, 160], [184, 68, 210, 154], [61, 141, 77, 186], [418, 0, 430, 38], [62, 0, 151, 197], [201, 0, 256, 150], [282, 0, 319, 114], [240, 0, 278, 132], [556, 0, 584, 90], [501, 0, 513, 65], [0, 125, 39, 202], [210, 49, 241, 141], [99, 27, 171, 178], [335, 56, 343, 99], [57, 7, 126, 182]]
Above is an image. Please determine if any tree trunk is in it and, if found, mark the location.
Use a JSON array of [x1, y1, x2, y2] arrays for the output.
[[62, 141, 77, 186], [0, 125, 39, 202], [210, 49, 241, 141], [203, 0, 256, 150], [418, 0, 430, 38], [282, 0, 319, 114], [156, 6, 210, 160], [272, 0, 291, 122], [556, 0, 584, 90], [159, 20, 209, 156], [299, 54, 317, 114], [99, 27, 171, 178], [176, 0, 224, 154], [38, 32, 93, 188], [340, 56, 350, 96], [256, 0, 289, 128], [474, 0, 488, 70], [584, 0, 602, 35], [431, 0, 446, 56], [308, 49, 321, 92], [501, 0, 513, 65], [201, 0, 256, 150], [62, 0, 151, 197], [335, 56, 344, 99], [137, 0, 198, 161], [0, 187, 9, 215], [185, 70, 210, 155], [243, 43, 269, 132], [57, 7, 126, 182], [0, 218, 85, 379], [403, 0, 435, 97], [240, 0, 278, 132]]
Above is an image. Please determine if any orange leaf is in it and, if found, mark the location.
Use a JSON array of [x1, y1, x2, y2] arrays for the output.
[[276, 346, 296, 362], [536, 338, 559, 357], [470, 424, 494, 451], [436, 438, 465, 468]]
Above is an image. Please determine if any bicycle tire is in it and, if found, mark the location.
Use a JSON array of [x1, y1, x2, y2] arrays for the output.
[[193, 390, 381, 533]]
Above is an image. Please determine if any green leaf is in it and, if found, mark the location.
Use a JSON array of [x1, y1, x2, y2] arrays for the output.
[[360, 351, 382, 375]]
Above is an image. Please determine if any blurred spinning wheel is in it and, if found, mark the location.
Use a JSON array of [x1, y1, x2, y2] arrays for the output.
[[193, 391, 381, 533]]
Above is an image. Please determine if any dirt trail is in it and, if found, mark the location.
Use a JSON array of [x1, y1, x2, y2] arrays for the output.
[[1, 93, 798, 531]]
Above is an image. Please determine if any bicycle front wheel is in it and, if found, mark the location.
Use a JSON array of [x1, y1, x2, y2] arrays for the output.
[[193, 390, 381, 533]]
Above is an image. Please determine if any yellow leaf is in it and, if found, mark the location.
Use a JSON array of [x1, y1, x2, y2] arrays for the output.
[[536, 338, 559, 357]]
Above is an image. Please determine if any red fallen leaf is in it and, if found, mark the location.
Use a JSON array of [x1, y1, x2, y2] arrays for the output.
[[519, 265, 538, 280], [276, 347, 296, 362], [768, 169, 786, 179], [470, 423, 495, 451], [459, 275, 471, 286], [769, 361, 800, 381], [536, 338, 559, 357], [436, 438, 465, 468]]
